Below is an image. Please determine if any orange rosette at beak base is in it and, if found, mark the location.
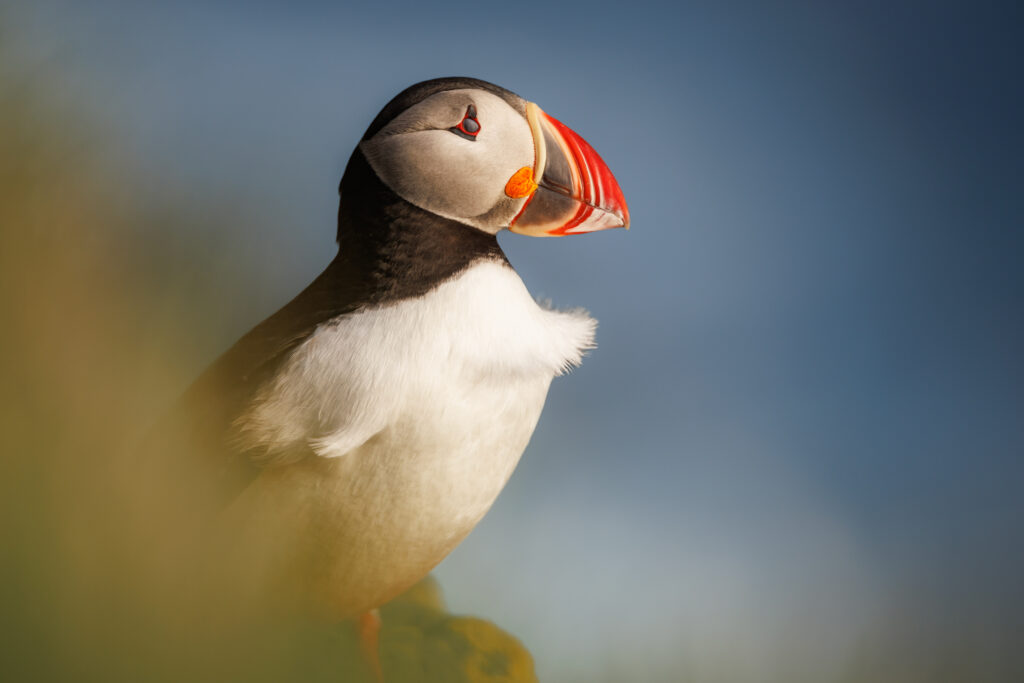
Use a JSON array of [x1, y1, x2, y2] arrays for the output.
[[504, 166, 538, 198], [508, 102, 629, 237]]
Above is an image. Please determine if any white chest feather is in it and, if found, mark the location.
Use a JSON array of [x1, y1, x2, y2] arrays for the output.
[[227, 261, 595, 614], [237, 259, 595, 464]]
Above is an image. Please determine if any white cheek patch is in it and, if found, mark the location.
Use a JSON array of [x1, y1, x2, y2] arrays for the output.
[[360, 90, 534, 228], [364, 130, 502, 218]]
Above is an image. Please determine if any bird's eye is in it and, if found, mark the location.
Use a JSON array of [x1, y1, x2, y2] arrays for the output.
[[450, 105, 480, 141]]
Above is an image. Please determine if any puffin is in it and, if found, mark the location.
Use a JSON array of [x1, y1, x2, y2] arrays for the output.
[[159, 77, 628, 673]]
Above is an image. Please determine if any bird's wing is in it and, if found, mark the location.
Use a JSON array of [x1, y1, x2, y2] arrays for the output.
[[149, 257, 361, 501]]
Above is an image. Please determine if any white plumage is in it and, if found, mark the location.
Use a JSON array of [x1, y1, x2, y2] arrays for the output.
[[225, 260, 595, 617]]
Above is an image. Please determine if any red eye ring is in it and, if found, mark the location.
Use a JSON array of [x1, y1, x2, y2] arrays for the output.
[[450, 105, 480, 140]]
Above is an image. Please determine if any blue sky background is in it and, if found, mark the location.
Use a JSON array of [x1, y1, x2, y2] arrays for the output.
[[8, 1, 1022, 680]]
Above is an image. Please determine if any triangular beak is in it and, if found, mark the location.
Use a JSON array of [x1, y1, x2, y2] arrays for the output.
[[508, 102, 630, 237]]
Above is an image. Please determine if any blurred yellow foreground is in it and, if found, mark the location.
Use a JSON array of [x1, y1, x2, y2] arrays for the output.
[[0, 37, 535, 683]]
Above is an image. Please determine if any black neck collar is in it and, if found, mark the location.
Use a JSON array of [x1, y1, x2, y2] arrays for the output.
[[331, 149, 508, 307]]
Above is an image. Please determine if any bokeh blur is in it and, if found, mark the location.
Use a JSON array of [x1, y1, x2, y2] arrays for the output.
[[2, 1, 1022, 681]]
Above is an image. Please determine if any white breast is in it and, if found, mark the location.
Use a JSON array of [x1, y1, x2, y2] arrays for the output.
[[227, 260, 596, 616], [237, 259, 596, 462]]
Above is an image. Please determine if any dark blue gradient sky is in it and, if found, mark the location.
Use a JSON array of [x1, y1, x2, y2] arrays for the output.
[[10, 0, 1023, 679]]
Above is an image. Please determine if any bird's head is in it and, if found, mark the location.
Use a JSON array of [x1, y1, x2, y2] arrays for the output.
[[354, 77, 629, 237]]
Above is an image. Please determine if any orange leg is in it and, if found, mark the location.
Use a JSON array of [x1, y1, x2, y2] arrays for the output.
[[358, 609, 383, 682]]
